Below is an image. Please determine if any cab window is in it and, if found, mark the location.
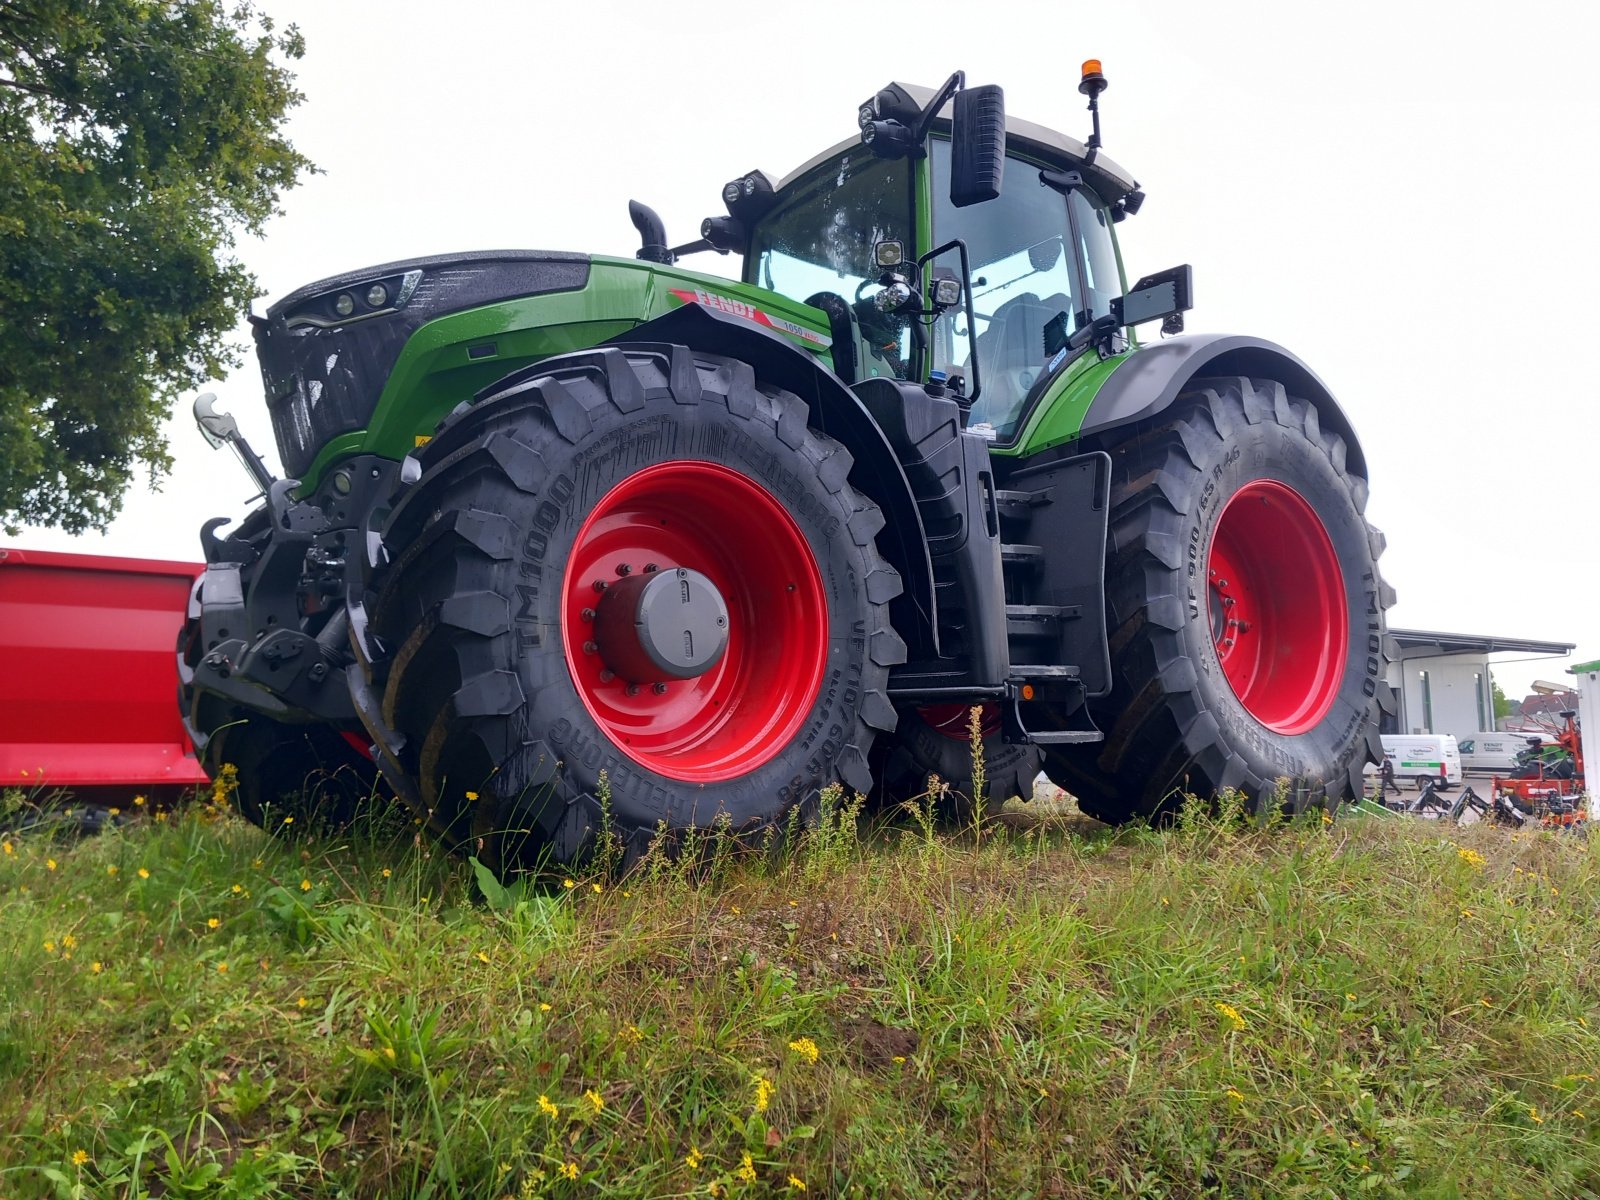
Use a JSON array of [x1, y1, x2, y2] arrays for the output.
[[749, 152, 916, 378]]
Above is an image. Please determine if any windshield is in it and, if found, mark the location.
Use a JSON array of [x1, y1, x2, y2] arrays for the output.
[[930, 140, 1124, 439], [749, 152, 915, 376]]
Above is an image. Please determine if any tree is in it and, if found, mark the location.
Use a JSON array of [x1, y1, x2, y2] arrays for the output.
[[1491, 675, 1513, 722], [0, 0, 312, 533]]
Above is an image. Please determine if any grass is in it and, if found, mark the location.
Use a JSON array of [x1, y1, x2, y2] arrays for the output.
[[1, 782, 1598, 1199]]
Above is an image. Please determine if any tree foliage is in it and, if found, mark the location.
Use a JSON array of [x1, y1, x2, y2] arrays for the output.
[[0, 0, 312, 533], [1491, 676, 1513, 721]]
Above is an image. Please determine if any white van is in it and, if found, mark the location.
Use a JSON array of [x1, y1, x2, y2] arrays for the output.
[[1363, 734, 1463, 791], [1457, 732, 1545, 775]]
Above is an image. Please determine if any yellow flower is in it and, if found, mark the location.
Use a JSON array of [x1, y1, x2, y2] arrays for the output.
[[753, 1076, 775, 1114], [381, 868, 391, 878], [1346, 992, 1357, 1002], [1457, 846, 1486, 869], [563, 879, 576, 889], [297, 996, 309, 1008], [300, 879, 312, 892], [620, 1023, 642, 1043], [43, 940, 55, 953], [155, 810, 168, 822], [62, 934, 76, 949], [46, 858, 57, 871], [138, 868, 150, 879], [1226, 1086, 1245, 1101], [1529, 1105, 1543, 1124], [134, 795, 145, 806], [538, 1094, 559, 1118], [282, 815, 294, 825], [685, 1147, 703, 1170], [217, 961, 228, 973], [71, 1149, 89, 1166], [108, 808, 120, 817], [559, 1162, 579, 1181], [731, 905, 740, 914], [736, 1152, 756, 1183], [1460, 908, 1475, 919], [231, 884, 242, 894], [107, 865, 118, 876], [709, 1184, 726, 1199], [591, 882, 602, 893], [1214, 1001, 1246, 1031], [787, 1175, 806, 1191], [892, 1055, 906, 1064], [584, 1087, 604, 1114], [207, 917, 221, 929], [1, 840, 11, 854], [787, 1036, 821, 1064], [539, 1002, 552, 1013], [91, 961, 102, 974], [465, 790, 479, 802]]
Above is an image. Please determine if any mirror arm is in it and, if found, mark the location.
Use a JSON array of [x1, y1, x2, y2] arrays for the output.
[[917, 237, 981, 407], [911, 70, 966, 146]]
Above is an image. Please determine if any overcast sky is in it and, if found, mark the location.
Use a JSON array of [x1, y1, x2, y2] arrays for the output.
[[9, 0, 1597, 696]]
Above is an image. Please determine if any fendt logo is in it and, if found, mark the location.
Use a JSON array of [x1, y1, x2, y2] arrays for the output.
[[667, 288, 831, 349]]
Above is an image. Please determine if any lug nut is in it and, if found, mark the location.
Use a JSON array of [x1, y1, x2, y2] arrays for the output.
[[643, 562, 659, 573], [652, 682, 668, 695], [582, 640, 598, 655], [592, 580, 608, 593], [598, 668, 615, 683], [580, 607, 595, 621], [616, 563, 632, 576], [1223, 637, 1235, 648], [625, 684, 640, 696]]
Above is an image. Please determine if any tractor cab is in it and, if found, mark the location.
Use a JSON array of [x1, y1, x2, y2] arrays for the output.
[[734, 72, 1150, 443]]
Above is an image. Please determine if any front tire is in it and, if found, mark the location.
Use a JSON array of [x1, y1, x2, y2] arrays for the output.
[[368, 345, 905, 872], [1044, 376, 1395, 823]]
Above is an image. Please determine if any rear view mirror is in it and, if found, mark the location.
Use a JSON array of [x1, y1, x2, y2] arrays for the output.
[[950, 84, 1005, 208], [193, 392, 239, 450], [1110, 264, 1194, 329]]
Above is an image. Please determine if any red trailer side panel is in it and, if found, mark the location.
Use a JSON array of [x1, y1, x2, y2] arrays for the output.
[[0, 548, 208, 789]]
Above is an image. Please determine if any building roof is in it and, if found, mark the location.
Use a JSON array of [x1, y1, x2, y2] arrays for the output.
[[1391, 627, 1576, 660]]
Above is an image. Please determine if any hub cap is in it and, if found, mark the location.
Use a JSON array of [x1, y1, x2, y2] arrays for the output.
[[1207, 480, 1347, 735], [561, 461, 827, 783]]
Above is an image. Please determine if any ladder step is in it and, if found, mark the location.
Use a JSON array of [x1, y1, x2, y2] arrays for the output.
[[1026, 729, 1104, 745], [1001, 543, 1046, 567], [994, 489, 1045, 522], [1010, 664, 1079, 679], [1006, 604, 1066, 638]]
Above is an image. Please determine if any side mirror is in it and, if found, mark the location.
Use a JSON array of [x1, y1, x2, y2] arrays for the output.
[[193, 392, 239, 450], [950, 84, 1005, 208], [1110, 264, 1194, 331]]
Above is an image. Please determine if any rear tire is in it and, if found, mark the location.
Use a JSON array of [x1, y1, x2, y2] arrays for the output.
[[1044, 376, 1395, 822], [880, 703, 1041, 819], [368, 344, 905, 873]]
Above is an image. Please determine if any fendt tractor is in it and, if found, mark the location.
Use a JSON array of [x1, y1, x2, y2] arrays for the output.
[[178, 64, 1396, 870]]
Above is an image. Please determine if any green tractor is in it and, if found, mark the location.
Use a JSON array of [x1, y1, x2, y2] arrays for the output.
[[179, 65, 1395, 867]]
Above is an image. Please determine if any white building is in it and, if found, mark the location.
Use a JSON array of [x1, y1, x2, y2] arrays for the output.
[[1386, 629, 1574, 740]]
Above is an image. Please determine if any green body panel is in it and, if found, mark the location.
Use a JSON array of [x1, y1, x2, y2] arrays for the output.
[[992, 348, 1132, 459], [298, 257, 834, 491]]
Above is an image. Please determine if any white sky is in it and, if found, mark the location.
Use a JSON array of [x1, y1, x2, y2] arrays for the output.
[[9, 0, 1598, 696]]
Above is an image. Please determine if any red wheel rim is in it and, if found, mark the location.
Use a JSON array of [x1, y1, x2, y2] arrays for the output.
[[919, 703, 1001, 740], [561, 461, 826, 783], [1207, 480, 1347, 735]]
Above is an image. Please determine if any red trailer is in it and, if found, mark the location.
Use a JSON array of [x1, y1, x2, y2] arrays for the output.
[[0, 548, 207, 796]]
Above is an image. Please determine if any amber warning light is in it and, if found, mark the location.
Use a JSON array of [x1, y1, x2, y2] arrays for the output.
[[1080, 59, 1107, 98]]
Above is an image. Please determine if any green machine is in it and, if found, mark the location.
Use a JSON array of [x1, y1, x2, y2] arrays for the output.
[[181, 63, 1395, 868]]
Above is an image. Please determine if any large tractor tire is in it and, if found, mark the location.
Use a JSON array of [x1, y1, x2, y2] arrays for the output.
[[1044, 376, 1394, 823], [880, 702, 1041, 819], [368, 344, 905, 873]]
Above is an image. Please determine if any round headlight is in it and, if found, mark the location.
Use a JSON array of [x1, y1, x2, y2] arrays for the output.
[[741, 176, 756, 197], [722, 181, 741, 205], [366, 283, 388, 308], [334, 293, 355, 317]]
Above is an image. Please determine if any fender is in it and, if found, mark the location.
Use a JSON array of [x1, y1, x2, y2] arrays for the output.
[[1080, 333, 1368, 479], [610, 302, 939, 653]]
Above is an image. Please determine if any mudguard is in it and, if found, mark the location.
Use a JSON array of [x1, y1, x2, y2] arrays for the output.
[[1079, 333, 1368, 479], [610, 303, 939, 651]]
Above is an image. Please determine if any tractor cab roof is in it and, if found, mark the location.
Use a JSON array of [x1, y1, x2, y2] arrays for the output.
[[774, 81, 1139, 202]]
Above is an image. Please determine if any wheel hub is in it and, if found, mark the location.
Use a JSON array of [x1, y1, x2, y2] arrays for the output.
[[591, 566, 729, 684]]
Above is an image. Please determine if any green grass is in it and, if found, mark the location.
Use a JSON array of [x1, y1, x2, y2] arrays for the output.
[[1, 786, 1597, 1199]]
